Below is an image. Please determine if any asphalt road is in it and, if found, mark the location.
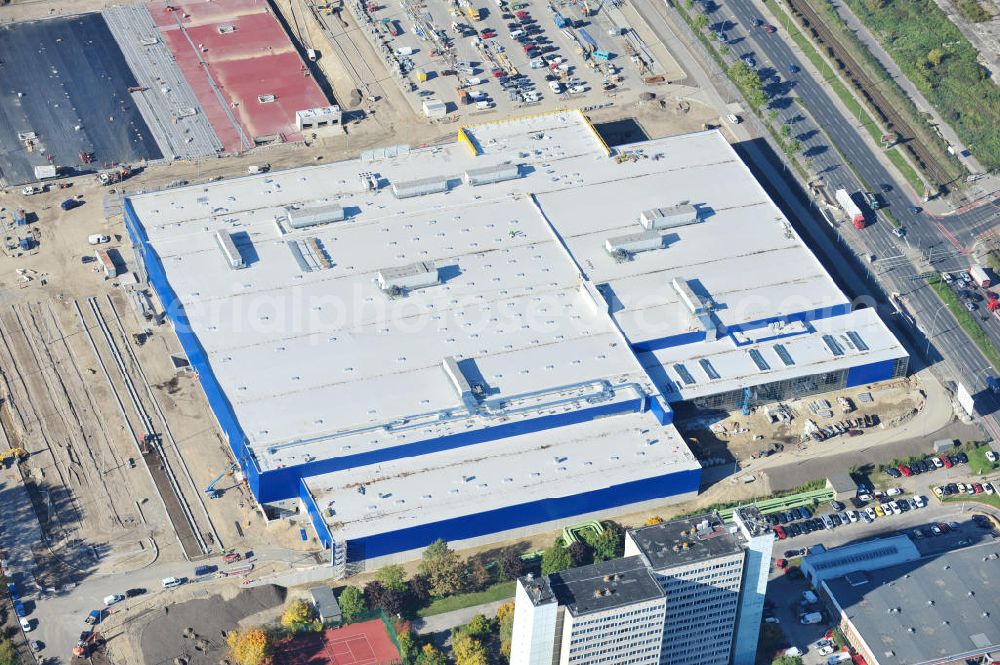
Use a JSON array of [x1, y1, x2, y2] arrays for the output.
[[655, 0, 1000, 434]]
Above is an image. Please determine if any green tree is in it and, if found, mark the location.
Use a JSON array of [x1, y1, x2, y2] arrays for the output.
[[772, 657, 803, 665], [780, 124, 792, 138], [784, 139, 802, 156], [693, 14, 709, 30], [541, 541, 573, 575], [0, 639, 16, 665], [338, 586, 366, 623], [280, 598, 318, 633], [415, 644, 447, 665], [453, 632, 489, 665], [419, 539, 464, 597], [466, 613, 493, 637], [768, 109, 778, 124], [720, 44, 731, 56], [927, 48, 945, 67], [376, 564, 408, 592], [582, 524, 623, 562]]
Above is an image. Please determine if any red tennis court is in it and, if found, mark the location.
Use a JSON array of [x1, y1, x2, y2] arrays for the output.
[[275, 619, 400, 665], [149, 0, 329, 152]]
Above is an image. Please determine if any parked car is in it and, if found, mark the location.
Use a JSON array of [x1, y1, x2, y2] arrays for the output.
[[161, 577, 185, 589], [19, 618, 32, 632]]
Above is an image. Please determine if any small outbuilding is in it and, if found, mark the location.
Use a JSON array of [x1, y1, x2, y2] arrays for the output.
[[309, 586, 342, 626]]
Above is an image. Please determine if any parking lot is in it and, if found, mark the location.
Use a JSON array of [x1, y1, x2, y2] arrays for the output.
[[760, 450, 1000, 664], [368, 0, 667, 118]]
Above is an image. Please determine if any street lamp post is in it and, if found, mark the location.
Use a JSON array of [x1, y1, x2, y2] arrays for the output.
[[925, 303, 951, 356]]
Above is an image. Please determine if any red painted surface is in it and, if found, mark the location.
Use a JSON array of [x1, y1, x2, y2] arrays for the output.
[[275, 619, 400, 665], [150, 0, 329, 152]]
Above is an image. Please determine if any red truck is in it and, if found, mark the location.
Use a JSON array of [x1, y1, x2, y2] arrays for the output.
[[835, 188, 865, 229]]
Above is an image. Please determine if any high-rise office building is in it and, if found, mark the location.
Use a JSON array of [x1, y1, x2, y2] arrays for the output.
[[512, 509, 773, 665], [511, 556, 667, 665]]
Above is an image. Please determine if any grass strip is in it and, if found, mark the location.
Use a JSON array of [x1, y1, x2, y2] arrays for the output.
[[926, 276, 1000, 372], [415, 582, 516, 618]]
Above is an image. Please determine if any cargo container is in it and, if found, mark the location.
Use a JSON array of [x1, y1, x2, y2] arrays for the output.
[[458, 89, 471, 105], [835, 189, 865, 229], [593, 49, 612, 61], [96, 249, 120, 278], [553, 12, 568, 28], [969, 264, 991, 288]]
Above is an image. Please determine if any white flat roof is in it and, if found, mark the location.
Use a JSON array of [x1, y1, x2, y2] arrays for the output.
[[128, 110, 905, 473], [640, 308, 905, 401], [306, 410, 699, 542]]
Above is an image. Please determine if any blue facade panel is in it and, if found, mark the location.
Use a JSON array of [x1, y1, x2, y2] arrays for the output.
[[650, 397, 672, 425], [299, 478, 332, 549], [124, 200, 249, 459], [253, 396, 646, 503], [350, 467, 703, 560], [846, 358, 897, 388]]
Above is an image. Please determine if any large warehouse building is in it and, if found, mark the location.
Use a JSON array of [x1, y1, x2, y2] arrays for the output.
[[123, 111, 907, 566]]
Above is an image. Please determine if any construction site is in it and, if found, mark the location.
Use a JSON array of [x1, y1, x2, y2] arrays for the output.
[[0, 0, 964, 662]]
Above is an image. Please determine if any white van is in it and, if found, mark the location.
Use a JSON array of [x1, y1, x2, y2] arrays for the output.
[[247, 164, 270, 175], [161, 576, 184, 589], [396, 46, 416, 56], [88, 234, 110, 245], [307, 48, 318, 61], [509, 29, 525, 39], [103, 594, 124, 606], [727, 113, 742, 124], [475, 100, 493, 109]]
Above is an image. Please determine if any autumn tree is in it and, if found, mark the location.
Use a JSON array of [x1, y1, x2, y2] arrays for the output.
[[927, 48, 945, 67], [466, 613, 493, 637], [376, 564, 408, 592], [464, 558, 493, 592], [452, 631, 489, 665], [226, 627, 273, 665], [407, 574, 433, 607], [419, 539, 464, 597], [365, 580, 407, 616], [567, 540, 589, 567], [497, 548, 524, 581], [415, 644, 447, 665], [280, 598, 318, 633], [497, 602, 515, 660], [338, 585, 366, 623], [644, 516, 664, 526]]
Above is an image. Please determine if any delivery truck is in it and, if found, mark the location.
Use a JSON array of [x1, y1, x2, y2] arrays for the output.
[[835, 189, 865, 229]]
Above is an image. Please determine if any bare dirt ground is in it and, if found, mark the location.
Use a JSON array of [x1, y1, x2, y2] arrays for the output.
[[129, 584, 287, 665]]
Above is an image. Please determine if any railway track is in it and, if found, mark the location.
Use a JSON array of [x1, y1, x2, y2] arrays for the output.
[[16, 302, 127, 531], [786, 0, 956, 188], [74, 297, 211, 559], [102, 294, 222, 551]]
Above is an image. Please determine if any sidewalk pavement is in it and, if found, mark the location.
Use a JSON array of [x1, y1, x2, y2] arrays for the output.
[[412, 599, 511, 635]]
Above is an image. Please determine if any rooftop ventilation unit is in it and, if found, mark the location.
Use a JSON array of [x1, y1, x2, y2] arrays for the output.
[[442, 356, 479, 411], [391, 176, 449, 199], [215, 230, 246, 270], [640, 204, 699, 231], [672, 278, 709, 315], [463, 162, 520, 186], [286, 203, 346, 229], [377, 261, 440, 293], [604, 231, 664, 257]]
